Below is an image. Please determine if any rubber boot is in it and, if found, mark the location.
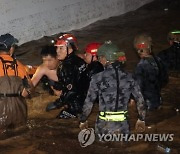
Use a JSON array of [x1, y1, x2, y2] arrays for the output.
[[46, 98, 62, 112]]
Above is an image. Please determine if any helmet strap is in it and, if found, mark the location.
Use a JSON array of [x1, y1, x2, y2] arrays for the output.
[[66, 46, 69, 56], [91, 55, 94, 63]]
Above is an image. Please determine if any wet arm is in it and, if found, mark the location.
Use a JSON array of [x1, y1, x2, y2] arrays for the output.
[[80, 77, 98, 122], [21, 75, 34, 97], [31, 66, 45, 87], [131, 80, 146, 121]]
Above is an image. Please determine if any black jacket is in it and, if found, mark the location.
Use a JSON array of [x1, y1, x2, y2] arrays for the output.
[[57, 53, 89, 107], [157, 42, 180, 71], [87, 61, 104, 79]]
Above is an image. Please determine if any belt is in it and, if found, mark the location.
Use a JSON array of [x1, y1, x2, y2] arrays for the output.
[[99, 111, 127, 121], [0, 93, 22, 97]]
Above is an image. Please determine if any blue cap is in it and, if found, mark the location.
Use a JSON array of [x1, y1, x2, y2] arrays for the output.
[[0, 33, 18, 51]]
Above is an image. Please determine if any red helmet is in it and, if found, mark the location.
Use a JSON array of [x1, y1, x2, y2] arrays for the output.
[[85, 42, 101, 56], [55, 33, 78, 50]]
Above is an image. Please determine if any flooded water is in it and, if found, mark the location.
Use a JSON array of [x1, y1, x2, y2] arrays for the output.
[[0, 0, 180, 153]]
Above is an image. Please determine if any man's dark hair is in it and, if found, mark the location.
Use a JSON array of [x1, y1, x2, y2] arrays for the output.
[[41, 45, 57, 58], [0, 33, 18, 52]]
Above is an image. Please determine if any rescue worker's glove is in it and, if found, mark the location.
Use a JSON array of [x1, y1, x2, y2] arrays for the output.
[[40, 76, 54, 95], [135, 119, 145, 132], [79, 120, 88, 130], [22, 76, 34, 97]]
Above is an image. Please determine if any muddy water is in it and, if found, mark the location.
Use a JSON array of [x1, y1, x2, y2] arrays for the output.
[[0, 0, 180, 153]]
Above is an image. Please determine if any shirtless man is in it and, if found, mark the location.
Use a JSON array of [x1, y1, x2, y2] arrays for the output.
[[31, 45, 61, 95]]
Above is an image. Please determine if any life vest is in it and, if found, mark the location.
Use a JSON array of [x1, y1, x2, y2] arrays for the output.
[[0, 54, 27, 79]]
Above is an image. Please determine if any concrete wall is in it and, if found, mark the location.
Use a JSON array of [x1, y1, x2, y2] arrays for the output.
[[0, 0, 153, 44]]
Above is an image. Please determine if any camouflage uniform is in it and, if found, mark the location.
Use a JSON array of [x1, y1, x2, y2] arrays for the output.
[[134, 56, 168, 110], [80, 62, 146, 135]]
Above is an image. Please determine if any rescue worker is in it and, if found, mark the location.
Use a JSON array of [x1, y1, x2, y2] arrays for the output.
[[134, 33, 168, 110], [31, 45, 61, 95], [84, 42, 104, 79], [157, 30, 180, 73], [75, 49, 85, 60], [46, 33, 89, 119], [79, 41, 146, 135], [0, 33, 33, 132]]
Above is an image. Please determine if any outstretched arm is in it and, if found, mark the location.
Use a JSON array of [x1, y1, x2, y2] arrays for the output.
[[21, 75, 34, 97], [131, 80, 146, 121], [131, 80, 146, 132], [31, 65, 45, 87], [79, 76, 98, 122]]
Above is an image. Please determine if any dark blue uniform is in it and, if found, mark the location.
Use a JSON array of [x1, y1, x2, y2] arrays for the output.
[[157, 42, 180, 72], [134, 55, 168, 110]]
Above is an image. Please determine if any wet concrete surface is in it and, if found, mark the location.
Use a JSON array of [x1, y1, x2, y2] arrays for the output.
[[0, 0, 180, 153]]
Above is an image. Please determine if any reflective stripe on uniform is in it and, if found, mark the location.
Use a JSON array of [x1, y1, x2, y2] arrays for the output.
[[99, 111, 127, 121]]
